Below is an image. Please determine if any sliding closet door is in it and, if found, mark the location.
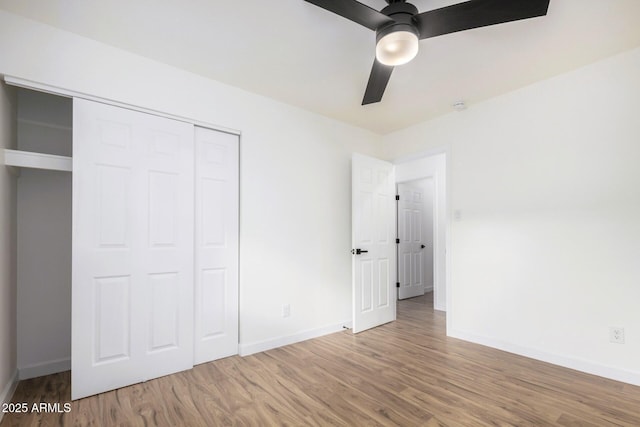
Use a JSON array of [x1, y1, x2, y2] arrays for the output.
[[194, 127, 239, 364], [72, 99, 194, 399]]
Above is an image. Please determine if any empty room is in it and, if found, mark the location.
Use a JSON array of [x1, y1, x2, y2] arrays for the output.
[[1, 0, 639, 425]]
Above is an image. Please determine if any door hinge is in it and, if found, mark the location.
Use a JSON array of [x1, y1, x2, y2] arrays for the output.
[[396, 238, 400, 244], [396, 282, 400, 288], [395, 195, 400, 201]]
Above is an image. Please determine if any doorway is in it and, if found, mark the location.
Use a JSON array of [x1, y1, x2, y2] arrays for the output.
[[395, 151, 447, 312], [350, 151, 447, 334]]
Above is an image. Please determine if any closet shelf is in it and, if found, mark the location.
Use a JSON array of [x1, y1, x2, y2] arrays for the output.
[[3, 149, 72, 172]]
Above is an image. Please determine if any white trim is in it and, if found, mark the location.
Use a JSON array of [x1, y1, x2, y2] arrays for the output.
[[4, 76, 241, 137], [449, 329, 640, 387], [4, 149, 72, 172], [432, 170, 444, 311], [18, 358, 70, 380], [0, 370, 19, 421], [444, 145, 453, 332], [238, 321, 351, 357]]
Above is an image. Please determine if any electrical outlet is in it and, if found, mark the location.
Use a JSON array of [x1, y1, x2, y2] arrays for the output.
[[282, 304, 291, 318], [610, 327, 625, 344]]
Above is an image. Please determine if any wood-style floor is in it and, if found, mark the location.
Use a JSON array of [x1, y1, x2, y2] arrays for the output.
[[3, 293, 640, 426]]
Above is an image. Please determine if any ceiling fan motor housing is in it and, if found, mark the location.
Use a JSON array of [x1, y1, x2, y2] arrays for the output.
[[377, 1, 420, 42]]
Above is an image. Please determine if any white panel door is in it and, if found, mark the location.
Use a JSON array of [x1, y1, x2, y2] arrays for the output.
[[352, 153, 396, 333], [194, 127, 239, 364], [72, 98, 194, 399], [398, 183, 425, 300]]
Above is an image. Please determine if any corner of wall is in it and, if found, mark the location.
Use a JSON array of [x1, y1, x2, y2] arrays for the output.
[[0, 80, 19, 415], [0, 371, 18, 421]]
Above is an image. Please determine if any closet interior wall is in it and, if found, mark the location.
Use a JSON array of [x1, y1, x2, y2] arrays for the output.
[[16, 89, 72, 379]]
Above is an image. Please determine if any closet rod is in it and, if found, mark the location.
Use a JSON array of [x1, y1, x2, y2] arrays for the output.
[[3, 149, 72, 172]]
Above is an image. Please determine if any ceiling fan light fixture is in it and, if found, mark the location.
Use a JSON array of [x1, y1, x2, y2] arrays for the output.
[[376, 30, 419, 66], [304, 0, 551, 105]]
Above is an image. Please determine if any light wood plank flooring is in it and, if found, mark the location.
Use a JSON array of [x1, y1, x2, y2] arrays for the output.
[[2, 293, 640, 426]]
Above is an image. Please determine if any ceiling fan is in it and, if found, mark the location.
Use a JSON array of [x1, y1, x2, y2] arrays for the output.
[[304, 0, 551, 105]]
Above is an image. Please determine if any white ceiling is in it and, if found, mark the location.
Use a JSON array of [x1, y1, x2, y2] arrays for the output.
[[1, 0, 640, 134]]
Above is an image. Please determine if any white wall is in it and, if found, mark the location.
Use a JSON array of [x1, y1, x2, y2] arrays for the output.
[[0, 82, 17, 413], [0, 11, 384, 356], [16, 90, 72, 378], [383, 47, 640, 385]]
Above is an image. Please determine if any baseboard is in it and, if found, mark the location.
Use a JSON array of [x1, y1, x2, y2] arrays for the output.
[[449, 329, 640, 387], [239, 320, 351, 357], [0, 370, 18, 423], [18, 357, 70, 380]]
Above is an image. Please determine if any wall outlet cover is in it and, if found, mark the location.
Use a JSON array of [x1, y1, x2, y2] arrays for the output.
[[609, 327, 625, 344]]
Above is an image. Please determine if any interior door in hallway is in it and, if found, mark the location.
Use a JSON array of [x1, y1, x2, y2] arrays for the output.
[[352, 153, 396, 333], [397, 182, 425, 300]]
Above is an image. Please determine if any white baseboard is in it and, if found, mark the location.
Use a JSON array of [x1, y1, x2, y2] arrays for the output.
[[239, 320, 351, 357], [449, 329, 640, 387], [18, 357, 70, 380], [0, 370, 18, 423]]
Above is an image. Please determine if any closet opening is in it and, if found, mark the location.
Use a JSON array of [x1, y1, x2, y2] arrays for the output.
[[5, 82, 240, 400], [13, 88, 72, 380]]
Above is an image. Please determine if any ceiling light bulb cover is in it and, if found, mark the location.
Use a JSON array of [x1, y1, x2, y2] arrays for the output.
[[376, 30, 419, 66]]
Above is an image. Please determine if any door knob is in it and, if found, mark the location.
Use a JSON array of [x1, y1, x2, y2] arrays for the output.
[[421, 244, 426, 249], [351, 249, 369, 255]]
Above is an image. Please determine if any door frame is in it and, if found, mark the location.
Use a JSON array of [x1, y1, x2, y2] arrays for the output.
[[393, 146, 452, 331]]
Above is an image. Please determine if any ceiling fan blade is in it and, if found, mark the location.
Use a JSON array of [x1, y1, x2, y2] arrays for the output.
[[362, 60, 394, 105], [415, 0, 550, 39], [304, 0, 394, 31]]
